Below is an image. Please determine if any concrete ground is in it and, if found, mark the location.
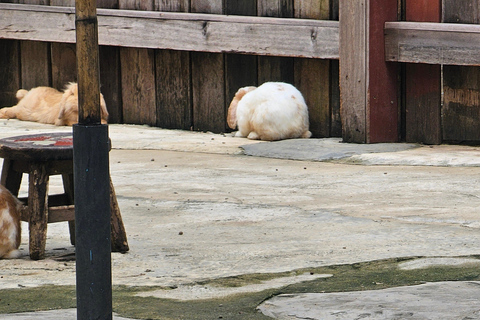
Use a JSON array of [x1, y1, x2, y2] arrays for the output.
[[1, 119, 480, 319]]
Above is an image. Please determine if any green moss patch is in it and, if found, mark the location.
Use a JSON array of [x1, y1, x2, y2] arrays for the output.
[[1, 256, 480, 319]]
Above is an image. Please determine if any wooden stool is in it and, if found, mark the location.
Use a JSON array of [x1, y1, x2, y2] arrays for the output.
[[0, 132, 129, 260]]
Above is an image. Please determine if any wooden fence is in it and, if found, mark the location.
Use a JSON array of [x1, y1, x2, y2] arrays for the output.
[[0, 0, 479, 144]]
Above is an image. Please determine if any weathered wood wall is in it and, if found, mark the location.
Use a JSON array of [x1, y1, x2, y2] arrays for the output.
[[0, 0, 341, 138], [2, 1, 480, 143], [442, 0, 480, 142]]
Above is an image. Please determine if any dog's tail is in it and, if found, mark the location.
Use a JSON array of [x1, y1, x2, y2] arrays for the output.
[[15, 89, 28, 101]]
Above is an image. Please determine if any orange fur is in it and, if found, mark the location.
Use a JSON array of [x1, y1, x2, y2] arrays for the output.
[[0, 83, 109, 126], [227, 86, 256, 130], [0, 185, 22, 259]]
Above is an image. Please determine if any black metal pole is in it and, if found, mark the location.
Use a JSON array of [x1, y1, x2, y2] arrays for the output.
[[74, 0, 112, 319]]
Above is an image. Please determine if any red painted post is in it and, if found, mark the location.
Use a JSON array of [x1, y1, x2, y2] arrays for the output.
[[340, 0, 399, 143], [368, 1, 400, 143], [405, 0, 442, 144]]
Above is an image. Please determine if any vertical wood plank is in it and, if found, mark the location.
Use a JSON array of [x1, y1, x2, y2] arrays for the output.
[[257, 0, 294, 84], [20, 41, 51, 90], [442, 0, 480, 142], [339, 0, 399, 143], [51, 43, 77, 89], [339, 0, 367, 142], [156, 49, 192, 129], [14, 0, 51, 90], [294, 0, 331, 138], [97, 0, 121, 123], [120, 47, 156, 125], [405, 0, 442, 144], [0, 40, 21, 107], [191, 0, 225, 132], [155, 1, 192, 130], [119, 0, 156, 126], [50, 1, 76, 89], [50, 0, 75, 6], [224, 0, 258, 133], [330, 0, 342, 137], [155, 0, 189, 11]]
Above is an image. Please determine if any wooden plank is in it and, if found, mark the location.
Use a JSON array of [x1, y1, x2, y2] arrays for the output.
[[340, 0, 399, 143], [50, 1, 76, 90], [119, 47, 156, 125], [0, 3, 339, 59], [0, 39, 20, 108], [155, 0, 192, 130], [442, 0, 480, 142], [119, 0, 156, 126], [0, 39, 20, 107], [119, 0, 153, 10], [19, 41, 51, 90], [257, 0, 294, 84], [339, 0, 367, 142], [50, 0, 75, 6], [224, 0, 258, 133], [385, 21, 480, 66], [191, 0, 223, 14], [191, 0, 225, 133], [294, 0, 331, 138], [155, 0, 189, 12], [329, 0, 341, 137], [51, 43, 77, 89], [15, 0, 50, 90], [404, 0, 442, 144], [97, 0, 121, 124]]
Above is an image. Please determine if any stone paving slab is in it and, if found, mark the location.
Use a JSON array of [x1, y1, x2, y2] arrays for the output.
[[258, 281, 480, 319], [1, 120, 480, 319]]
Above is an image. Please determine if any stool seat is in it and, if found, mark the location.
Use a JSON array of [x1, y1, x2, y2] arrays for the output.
[[0, 132, 128, 260]]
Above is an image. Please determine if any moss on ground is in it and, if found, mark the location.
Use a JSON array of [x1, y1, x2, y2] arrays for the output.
[[1, 256, 480, 319]]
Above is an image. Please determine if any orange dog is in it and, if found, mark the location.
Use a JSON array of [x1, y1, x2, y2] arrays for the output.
[[0, 83, 109, 126]]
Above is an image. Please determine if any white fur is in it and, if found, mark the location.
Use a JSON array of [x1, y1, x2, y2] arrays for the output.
[[0, 186, 22, 259], [227, 82, 312, 141]]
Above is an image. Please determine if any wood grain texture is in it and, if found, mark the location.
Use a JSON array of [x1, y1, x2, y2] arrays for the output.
[[119, 0, 156, 126], [257, 0, 294, 84], [0, 40, 20, 107], [404, 0, 441, 144], [294, 0, 331, 138], [0, 4, 339, 59], [191, 0, 225, 132], [339, 0, 367, 142], [385, 22, 480, 66], [50, 43, 77, 90], [120, 47, 156, 125], [156, 50, 192, 129], [155, 0, 192, 130], [19, 40, 51, 89], [28, 162, 49, 260], [191, 51, 225, 132], [119, 0, 153, 10], [155, 0, 189, 12], [224, 0, 257, 133], [442, 0, 480, 142]]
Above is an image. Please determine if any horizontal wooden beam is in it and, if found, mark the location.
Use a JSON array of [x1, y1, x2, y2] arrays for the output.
[[0, 3, 339, 59], [385, 21, 480, 66]]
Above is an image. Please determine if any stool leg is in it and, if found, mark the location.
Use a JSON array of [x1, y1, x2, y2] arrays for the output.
[[62, 173, 76, 246], [110, 178, 129, 253], [28, 163, 49, 260], [1, 159, 23, 197]]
